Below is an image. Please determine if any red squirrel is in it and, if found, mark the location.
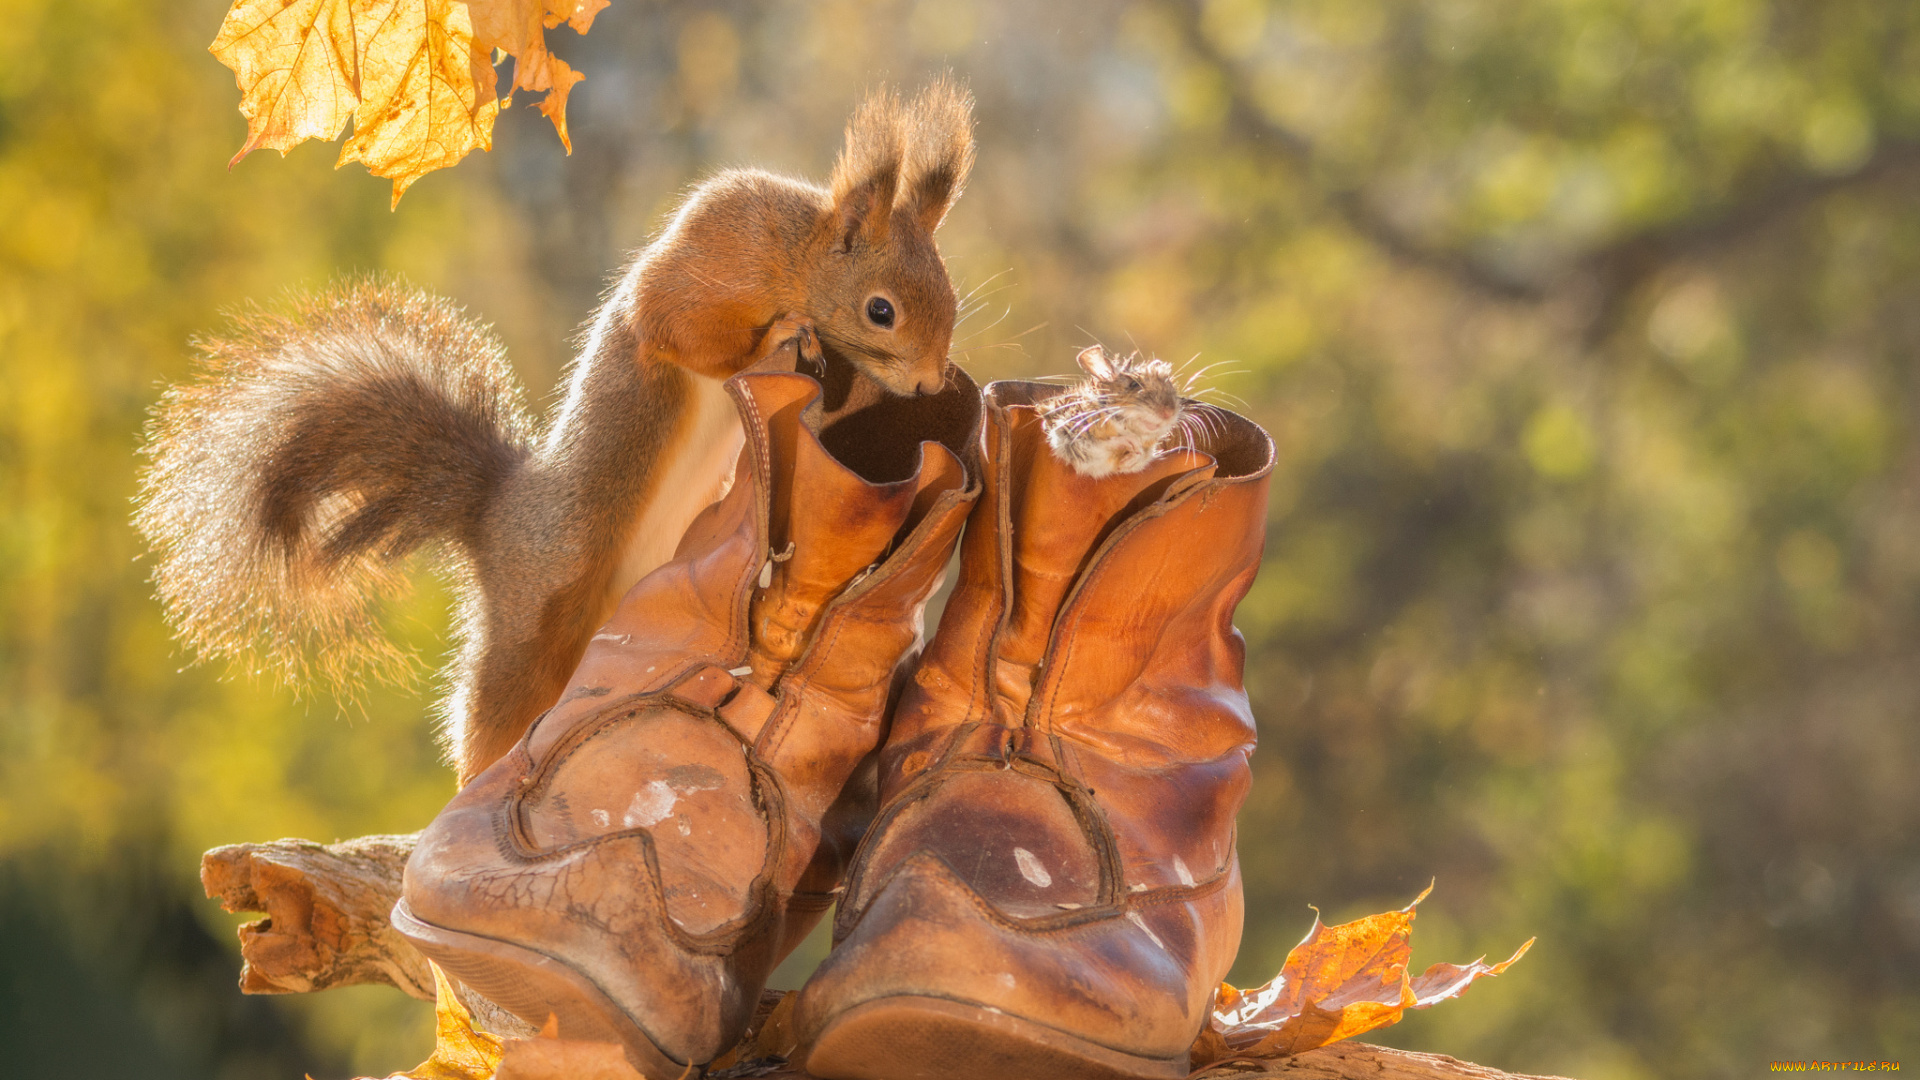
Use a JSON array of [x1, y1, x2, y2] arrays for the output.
[[135, 80, 976, 783]]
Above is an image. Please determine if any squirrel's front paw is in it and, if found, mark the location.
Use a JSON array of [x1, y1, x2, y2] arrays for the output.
[[756, 313, 825, 373]]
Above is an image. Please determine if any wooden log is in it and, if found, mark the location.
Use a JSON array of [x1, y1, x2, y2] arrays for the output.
[[201, 833, 430, 999], [201, 834, 1570, 1079], [699, 1040, 1575, 1080], [200, 833, 539, 1038], [1190, 1043, 1574, 1079]]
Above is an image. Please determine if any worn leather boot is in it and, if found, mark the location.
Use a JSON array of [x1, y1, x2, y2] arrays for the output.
[[794, 381, 1274, 1080], [392, 368, 981, 1076]]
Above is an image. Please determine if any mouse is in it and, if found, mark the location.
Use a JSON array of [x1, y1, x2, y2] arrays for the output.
[[1036, 344, 1194, 478]]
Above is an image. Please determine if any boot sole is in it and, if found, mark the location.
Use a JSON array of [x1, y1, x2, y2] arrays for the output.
[[390, 899, 689, 1078], [803, 994, 1189, 1080]]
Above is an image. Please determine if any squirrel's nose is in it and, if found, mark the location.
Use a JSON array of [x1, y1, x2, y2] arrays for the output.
[[912, 369, 946, 396]]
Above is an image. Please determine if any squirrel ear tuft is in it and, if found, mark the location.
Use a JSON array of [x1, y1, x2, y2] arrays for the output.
[[901, 75, 976, 234], [830, 87, 907, 252]]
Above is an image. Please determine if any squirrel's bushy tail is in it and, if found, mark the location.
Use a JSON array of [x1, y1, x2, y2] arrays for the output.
[[135, 281, 534, 693]]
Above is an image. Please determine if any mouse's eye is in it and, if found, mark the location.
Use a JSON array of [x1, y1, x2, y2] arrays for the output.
[[1125, 376, 1141, 390], [865, 296, 896, 328]]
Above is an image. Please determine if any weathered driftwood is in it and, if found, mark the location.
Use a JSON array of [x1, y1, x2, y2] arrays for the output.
[[201, 832, 538, 1038], [202, 834, 1570, 1080], [201, 833, 430, 998]]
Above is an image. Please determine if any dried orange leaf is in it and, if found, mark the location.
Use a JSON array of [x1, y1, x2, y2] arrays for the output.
[[1409, 937, 1533, 1008], [210, 0, 605, 205], [1194, 884, 1532, 1065], [353, 961, 504, 1080]]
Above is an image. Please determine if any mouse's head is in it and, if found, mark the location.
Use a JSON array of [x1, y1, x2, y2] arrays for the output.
[[1073, 344, 1182, 421], [1039, 345, 1187, 478], [806, 79, 975, 397]]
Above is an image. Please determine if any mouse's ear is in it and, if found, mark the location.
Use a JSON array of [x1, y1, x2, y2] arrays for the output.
[[1077, 345, 1117, 380], [830, 88, 906, 252], [901, 76, 976, 234]]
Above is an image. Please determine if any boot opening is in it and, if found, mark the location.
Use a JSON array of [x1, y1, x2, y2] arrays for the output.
[[816, 366, 982, 486]]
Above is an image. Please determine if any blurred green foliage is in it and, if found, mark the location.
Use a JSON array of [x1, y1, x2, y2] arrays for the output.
[[2, 1, 1916, 1078]]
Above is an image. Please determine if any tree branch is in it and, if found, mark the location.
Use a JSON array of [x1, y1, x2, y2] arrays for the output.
[[202, 833, 433, 999], [1574, 139, 1920, 341], [1163, 0, 1545, 303], [203, 833, 1576, 1079], [1194, 1042, 1574, 1079], [1166, 0, 1920, 329], [201, 833, 536, 1038]]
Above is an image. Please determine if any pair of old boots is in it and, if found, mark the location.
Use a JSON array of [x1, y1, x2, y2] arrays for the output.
[[394, 366, 1275, 1080]]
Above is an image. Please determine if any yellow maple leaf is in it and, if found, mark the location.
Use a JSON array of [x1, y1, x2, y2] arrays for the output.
[[211, 0, 364, 162], [350, 961, 504, 1080], [1192, 883, 1533, 1067], [471, 1, 607, 152], [210, 0, 606, 206], [333, 0, 498, 206]]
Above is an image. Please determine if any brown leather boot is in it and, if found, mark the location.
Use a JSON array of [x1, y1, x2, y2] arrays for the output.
[[392, 369, 981, 1075], [793, 381, 1274, 1080]]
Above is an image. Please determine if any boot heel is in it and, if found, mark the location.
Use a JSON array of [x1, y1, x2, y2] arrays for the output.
[[390, 900, 687, 1078]]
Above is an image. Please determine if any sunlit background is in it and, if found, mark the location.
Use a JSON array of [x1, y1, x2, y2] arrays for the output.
[[3, 1, 1918, 1077]]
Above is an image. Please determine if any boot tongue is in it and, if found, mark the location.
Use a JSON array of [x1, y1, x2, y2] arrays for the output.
[[743, 385, 967, 688], [996, 406, 1213, 676]]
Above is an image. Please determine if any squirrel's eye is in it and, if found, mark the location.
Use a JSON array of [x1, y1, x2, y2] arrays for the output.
[[865, 296, 896, 328], [1125, 376, 1141, 390]]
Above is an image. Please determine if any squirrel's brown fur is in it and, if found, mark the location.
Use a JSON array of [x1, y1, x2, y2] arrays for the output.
[[135, 79, 976, 783]]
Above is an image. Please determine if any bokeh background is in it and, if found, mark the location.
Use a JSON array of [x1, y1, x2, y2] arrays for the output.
[[3, 0, 1918, 1077]]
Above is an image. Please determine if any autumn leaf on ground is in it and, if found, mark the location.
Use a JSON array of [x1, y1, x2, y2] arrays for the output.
[[1190, 884, 1533, 1068], [353, 962, 504, 1080], [210, 0, 608, 206]]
